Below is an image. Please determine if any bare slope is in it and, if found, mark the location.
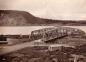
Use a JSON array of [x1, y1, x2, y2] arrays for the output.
[[0, 10, 86, 26], [0, 10, 44, 26]]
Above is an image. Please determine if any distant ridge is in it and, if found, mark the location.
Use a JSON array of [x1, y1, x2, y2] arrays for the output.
[[0, 10, 86, 26]]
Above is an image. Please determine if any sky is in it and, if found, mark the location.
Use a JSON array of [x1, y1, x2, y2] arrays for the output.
[[0, 0, 86, 20]]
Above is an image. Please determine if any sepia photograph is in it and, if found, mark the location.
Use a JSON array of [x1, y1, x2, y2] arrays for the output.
[[0, 0, 86, 62]]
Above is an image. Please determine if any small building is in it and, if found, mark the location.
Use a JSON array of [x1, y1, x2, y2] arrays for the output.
[[48, 44, 75, 51], [0, 35, 8, 47]]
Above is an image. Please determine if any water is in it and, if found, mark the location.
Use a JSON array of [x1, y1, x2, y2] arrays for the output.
[[64, 26, 86, 32], [0, 26, 86, 35], [0, 26, 54, 35]]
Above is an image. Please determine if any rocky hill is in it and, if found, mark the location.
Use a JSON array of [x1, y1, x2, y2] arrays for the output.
[[0, 10, 45, 26], [0, 10, 86, 26]]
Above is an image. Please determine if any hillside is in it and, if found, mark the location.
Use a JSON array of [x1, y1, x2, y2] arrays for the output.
[[0, 10, 86, 26], [0, 10, 45, 26], [41, 18, 86, 26]]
